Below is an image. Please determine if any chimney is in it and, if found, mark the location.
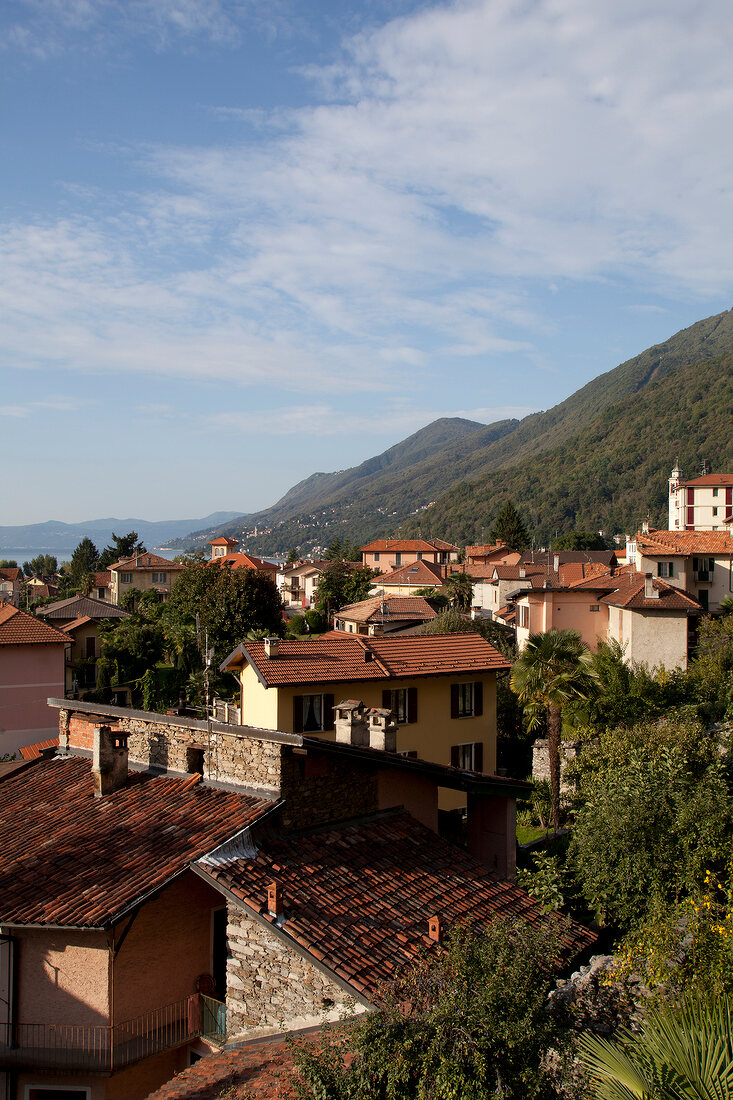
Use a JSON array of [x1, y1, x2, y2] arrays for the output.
[[363, 647, 373, 663], [267, 881, 283, 919], [92, 725, 128, 798], [366, 707, 397, 752], [519, 567, 526, 579], [553, 554, 559, 572], [334, 700, 369, 747], [428, 916, 441, 943], [264, 637, 279, 659], [642, 519, 650, 535], [644, 573, 659, 599]]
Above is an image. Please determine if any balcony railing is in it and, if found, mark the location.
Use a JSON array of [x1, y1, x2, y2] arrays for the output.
[[0, 993, 226, 1072]]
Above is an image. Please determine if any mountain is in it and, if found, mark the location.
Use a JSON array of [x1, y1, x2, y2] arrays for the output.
[[0, 513, 243, 556], [172, 308, 733, 555]]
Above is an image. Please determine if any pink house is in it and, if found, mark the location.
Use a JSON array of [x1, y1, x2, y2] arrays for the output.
[[0, 603, 69, 757]]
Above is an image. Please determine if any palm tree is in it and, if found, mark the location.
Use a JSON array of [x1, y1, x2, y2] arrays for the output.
[[578, 993, 733, 1099], [510, 628, 597, 831], [443, 571, 474, 612]]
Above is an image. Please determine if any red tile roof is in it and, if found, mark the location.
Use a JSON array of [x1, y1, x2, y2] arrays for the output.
[[19, 738, 58, 759], [38, 594, 130, 621], [209, 537, 239, 546], [0, 603, 71, 646], [215, 553, 278, 573], [361, 539, 458, 553], [92, 571, 111, 586], [375, 559, 446, 586], [146, 1034, 302, 1100], [0, 567, 22, 581], [678, 473, 733, 488], [0, 757, 271, 928], [338, 595, 438, 624], [60, 615, 94, 633], [600, 575, 701, 611], [222, 633, 510, 686], [110, 553, 186, 572], [636, 529, 733, 556], [197, 811, 593, 1003]]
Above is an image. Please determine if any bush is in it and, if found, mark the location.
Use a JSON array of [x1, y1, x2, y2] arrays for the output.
[[304, 609, 325, 633], [287, 614, 307, 636]]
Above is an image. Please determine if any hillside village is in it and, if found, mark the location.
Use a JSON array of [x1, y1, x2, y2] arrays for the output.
[[0, 458, 732, 1099]]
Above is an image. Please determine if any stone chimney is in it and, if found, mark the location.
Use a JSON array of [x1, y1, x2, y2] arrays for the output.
[[92, 725, 129, 798], [366, 707, 397, 752], [334, 700, 369, 747], [267, 881, 283, 919], [264, 637, 280, 659], [644, 573, 659, 599]]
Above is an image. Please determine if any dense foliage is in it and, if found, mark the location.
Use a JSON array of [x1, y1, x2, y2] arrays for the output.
[[292, 920, 566, 1100], [314, 559, 377, 619], [490, 499, 530, 550]]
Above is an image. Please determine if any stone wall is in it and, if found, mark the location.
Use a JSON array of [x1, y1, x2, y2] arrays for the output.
[[279, 750, 378, 832], [226, 905, 355, 1037], [532, 739, 583, 794], [59, 706, 285, 795]]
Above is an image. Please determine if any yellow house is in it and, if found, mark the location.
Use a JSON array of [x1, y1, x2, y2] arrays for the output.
[[109, 553, 186, 605], [220, 633, 510, 811]]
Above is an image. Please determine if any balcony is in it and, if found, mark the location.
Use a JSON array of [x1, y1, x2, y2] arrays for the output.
[[0, 994, 226, 1073], [694, 569, 712, 583]]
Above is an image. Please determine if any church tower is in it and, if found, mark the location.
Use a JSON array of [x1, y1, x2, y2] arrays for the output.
[[668, 461, 682, 529]]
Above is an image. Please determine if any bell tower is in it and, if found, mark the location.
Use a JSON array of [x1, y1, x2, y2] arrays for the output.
[[668, 460, 682, 529]]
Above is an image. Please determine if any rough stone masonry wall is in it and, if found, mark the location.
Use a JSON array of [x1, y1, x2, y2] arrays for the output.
[[60, 707, 284, 794], [226, 905, 355, 1037], [532, 738, 582, 795], [278, 751, 378, 832]]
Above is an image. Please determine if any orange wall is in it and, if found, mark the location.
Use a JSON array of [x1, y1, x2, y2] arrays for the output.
[[15, 928, 109, 1027]]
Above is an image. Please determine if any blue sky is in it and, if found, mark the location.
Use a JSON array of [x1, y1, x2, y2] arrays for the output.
[[2, 0, 732, 525]]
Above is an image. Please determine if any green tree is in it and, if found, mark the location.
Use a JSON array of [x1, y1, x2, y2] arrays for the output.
[[68, 538, 99, 587], [579, 993, 733, 1100], [580, 640, 690, 732], [490, 499, 530, 550], [292, 919, 565, 1100], [443, 571, 474, 611], [688, 613, 733, 721], [552, 531, 611, 551], [0, 559, 19, 569], [22, 554, 58, 578], [286, 548, 299, 565], [315, 560, 376, 620], [569, 718, 733, 930], [98, 531, 146, 569], [511, 629, 597, 831]]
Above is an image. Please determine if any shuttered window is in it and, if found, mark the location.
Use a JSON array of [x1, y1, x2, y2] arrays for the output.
[[450, 681, 483, 718], [381, 687, 418, 723], [293, 693, 335, 733]]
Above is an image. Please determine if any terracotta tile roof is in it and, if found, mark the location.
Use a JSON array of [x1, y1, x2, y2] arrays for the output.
[[636, 529, 733, 556], [557, 561, 615, 586], [599, 575, 701, 611], [678, 473, 733, 488], [38, 594, 131, 621], [0, 603, 71, 646], [465, 543, 519, 560], [146, 1034, 302, 1100], [110, 553, 186, 572], [361, 539, 458, 553], [338, 595, 438, 624], [375, 559, 446, 586], [222, 633, 510, 685], [209, 537, 239, 546], [60, 615, 94, 633], [197, 811, 593, 1004], [0, 757, 271, 928], [19, 738, 58, 759], [0, 567, 22, 581], [216, 553, 278, 573], [92, 571, 111, 586], [490, 564, 550, 581]]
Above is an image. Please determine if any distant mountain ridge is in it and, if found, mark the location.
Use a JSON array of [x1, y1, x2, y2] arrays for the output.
[[0, 513, 243, 555], [171, 308, 733, 555]]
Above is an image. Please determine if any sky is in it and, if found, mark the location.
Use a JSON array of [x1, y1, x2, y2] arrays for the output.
[[2, 0, 733, 526]]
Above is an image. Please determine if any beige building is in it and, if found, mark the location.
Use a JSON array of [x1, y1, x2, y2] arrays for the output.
[[668, 465, 733, 531], [629, 528, 733, 614], [220, 633, 510, 810], [361, 538, 459, 575], [109, 553, 185, 604], [277, 560, 328, 609]]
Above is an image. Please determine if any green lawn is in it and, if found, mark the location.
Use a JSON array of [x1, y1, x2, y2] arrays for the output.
[[516, 824, 550, 846]]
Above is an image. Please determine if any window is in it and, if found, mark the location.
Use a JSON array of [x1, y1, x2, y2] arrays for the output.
[[373, 552, 380, 561], [450, 742, 483, 771], [85, 636, 96, 659], [713, 507, 719, 516], [450, 681, 483, 719], [120, 572, 132, 584], [152, 572, 167, 583], [416, 551, 423, 560], [382, 687, 417, 723], [657, 562, 674, 578], [589, 604, 600, 612], [97, 587, 106, 599], [394, 552, 402, 565], [713, 488, 719, 497], [519, 605, 529, 628], [293, 693, 335, 733]]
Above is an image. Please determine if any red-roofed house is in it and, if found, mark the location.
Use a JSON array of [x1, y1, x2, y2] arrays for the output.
[[513, 568, 701, 670], [0, 602, 69, 756], [109, 553, 186, 605], [629, 527, 733, 614], [668, 463, 733, 531], [333, 594, 438, 636], [209, 536, 239, 559], [0, 567, 22, 608], [220, 633, 510, 810], [371, 558, 448, 595], [361, 538, 459, 575]]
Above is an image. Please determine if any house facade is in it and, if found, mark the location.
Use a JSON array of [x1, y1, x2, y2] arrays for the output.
[[361, 539, 459, 575], [629, 528, 733, 614], [0, 568, 22, 608], [0, 603, 69, 756], [220, 633, 510, 810], [668, 465, 733, 531], [333, 594, 438, 636], [109, 554, 186, 605], [277, 561, 328, 609]]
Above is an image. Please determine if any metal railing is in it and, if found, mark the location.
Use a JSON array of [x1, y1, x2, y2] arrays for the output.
[[0, 993, 226, 1072]]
